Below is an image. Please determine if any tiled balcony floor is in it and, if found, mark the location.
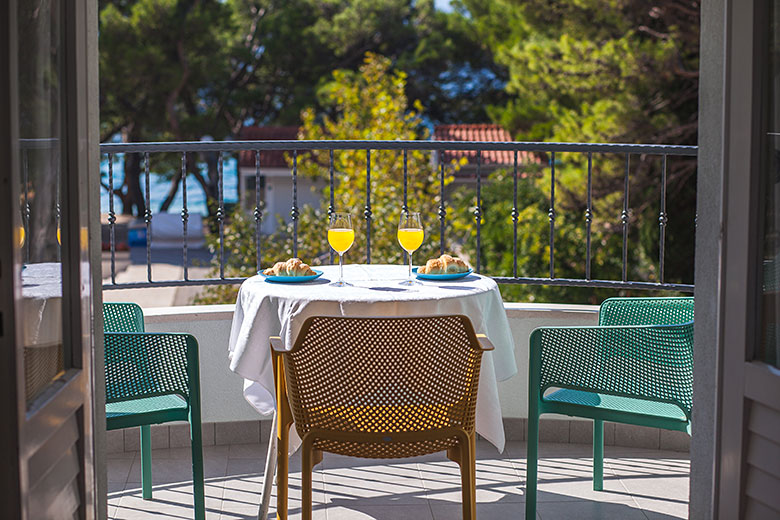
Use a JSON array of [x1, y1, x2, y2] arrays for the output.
[[108, 441, 689, 519]]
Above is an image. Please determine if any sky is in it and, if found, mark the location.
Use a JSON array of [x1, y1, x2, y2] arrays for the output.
[[434, 0, 453, 12]]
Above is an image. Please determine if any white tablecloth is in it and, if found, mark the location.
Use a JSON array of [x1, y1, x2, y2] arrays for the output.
[[227, 264, 517, 452], [21, 262, 63, 348]]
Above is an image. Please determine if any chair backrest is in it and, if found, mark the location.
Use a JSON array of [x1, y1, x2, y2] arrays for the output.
[[103, 302, 145, 332], [282, 315, 486, 437], [599, 297, 694, 326], [104, 332, 198, 405]]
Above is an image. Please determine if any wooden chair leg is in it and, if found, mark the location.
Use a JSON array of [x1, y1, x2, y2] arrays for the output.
[[593, 419, 604, 491], [469, 433, 476, 515], [525, 411, 540, 520], [276, 421, 291, 520], [301, 436, 315, 520], [141, 425, 153, 500], [457, 432, 476, 520], [190, 420, 206, 520]]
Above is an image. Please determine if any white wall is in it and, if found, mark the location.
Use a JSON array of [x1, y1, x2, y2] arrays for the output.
[[144, 302, 599, 423], [144, 305, 257, 423], [239, 168, 327, 234]]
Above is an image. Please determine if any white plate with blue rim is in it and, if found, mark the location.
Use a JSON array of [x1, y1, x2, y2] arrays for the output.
[[260, 269, 324, 283], [413, 267, 474, 281]]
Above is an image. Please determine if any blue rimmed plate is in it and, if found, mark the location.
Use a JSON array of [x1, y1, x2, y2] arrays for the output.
[[260, 269, 323, 283], [413, 267, 473, 281]]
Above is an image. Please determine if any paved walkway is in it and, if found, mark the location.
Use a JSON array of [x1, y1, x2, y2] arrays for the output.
[[101, 249, 212, 308], [107, 440, 689, 519]]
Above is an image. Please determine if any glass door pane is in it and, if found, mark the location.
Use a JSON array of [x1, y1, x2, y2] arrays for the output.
[[17, 0, 66, 404]]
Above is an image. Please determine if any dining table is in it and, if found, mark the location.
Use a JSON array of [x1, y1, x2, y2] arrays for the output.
[[226, 263, 517, 516]]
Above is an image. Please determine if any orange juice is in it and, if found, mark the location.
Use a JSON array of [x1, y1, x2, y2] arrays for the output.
[[328, 228, 355, 254], [397, 228, 423, 252]]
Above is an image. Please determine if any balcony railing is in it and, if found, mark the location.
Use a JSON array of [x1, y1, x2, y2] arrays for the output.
[[97, 140, 697, 292]]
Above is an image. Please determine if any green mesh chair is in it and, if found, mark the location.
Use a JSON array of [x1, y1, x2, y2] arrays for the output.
[[525, 297, 694, 518], [103, 303, 205, 520]]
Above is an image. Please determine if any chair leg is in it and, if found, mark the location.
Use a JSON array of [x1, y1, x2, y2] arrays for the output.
[[276, 421, 291, 520], [593, 419, 604, 491], [191, 420, 206, 520], [452, 431, 475, 520], [464, 433, 477, 520], [258, 412, 278, 520], [141, 425, 153, 500], [301, 436, 315, 520], [525, 411, 539, 520]]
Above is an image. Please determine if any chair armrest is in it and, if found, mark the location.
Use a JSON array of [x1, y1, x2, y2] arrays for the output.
[[475, 334, 495, 352], [270, 336, 285, 353]]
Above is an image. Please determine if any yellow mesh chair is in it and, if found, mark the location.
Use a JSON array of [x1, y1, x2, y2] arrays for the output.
[[271, 315, 494, 520]]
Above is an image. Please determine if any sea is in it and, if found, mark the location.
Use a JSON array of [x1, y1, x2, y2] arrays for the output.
[[100, 156, 239, 216]]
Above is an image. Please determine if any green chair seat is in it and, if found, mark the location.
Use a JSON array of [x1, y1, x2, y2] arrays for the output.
[[107, 394, 189, 428], [544, 388, 688, 423]]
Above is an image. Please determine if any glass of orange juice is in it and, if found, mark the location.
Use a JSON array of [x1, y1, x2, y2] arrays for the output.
[[17, 226, 25, 248], [398, 211, 423, 285], [328, 212, 354, 286]]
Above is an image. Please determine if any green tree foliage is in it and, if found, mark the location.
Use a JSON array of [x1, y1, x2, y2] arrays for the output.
[[448, 0, 699, 295], [450, 165, 663, 304], [99, 0, 503, 217], [99, 0, 240, 216], [196, 53, 462, 304]]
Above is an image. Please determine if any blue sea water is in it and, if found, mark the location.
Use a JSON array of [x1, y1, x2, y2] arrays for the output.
[[100, 156, 239, 216]]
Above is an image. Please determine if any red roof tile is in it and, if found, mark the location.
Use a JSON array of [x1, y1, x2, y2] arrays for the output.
[[237, 124, 539, 173], [433, 124, 535, 167], [237, 126, 300, 168]]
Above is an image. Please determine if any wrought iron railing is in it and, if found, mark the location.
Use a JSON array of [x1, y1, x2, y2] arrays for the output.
[[98, 140, 697, 292]]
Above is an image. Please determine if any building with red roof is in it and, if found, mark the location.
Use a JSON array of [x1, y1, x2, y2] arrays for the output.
[[236, 123, 538, 232], [432, 124, 540, 181]]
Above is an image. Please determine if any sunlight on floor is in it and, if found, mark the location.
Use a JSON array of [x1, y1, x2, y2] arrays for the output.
[[108, 441, 689, 519]]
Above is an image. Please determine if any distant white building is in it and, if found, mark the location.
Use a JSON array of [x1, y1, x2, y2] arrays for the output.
[[236, 126, 325, 234], [237, 124, 535, 233]]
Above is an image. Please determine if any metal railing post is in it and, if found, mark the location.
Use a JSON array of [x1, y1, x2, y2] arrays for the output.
[[108, 152, 116, 285], [254, 150, 262, 272], [144, 152, 152, 282], [585, 152, 593, 280], [181, 152, 189, 281], [549, 152, 556, 279], [512, 150, 519, 278], [365, 149, 372, 264]]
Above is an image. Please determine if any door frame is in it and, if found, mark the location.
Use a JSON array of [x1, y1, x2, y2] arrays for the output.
[[696, 0, 780, 518], [0, 0, 104, 518], [0, 0, 23, 512], [714, 0, 763, 516]]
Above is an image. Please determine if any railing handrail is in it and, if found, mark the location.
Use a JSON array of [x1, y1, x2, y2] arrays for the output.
[[99, 139, 698, 156]]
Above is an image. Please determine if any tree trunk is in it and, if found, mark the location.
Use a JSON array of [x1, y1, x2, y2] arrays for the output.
[[159, 169, 182, 213], [122, 151, 146, 217]]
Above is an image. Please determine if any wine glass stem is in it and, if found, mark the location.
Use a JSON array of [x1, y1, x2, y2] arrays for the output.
[[339, 253, 344, 283], [408, 252, 413, 282]]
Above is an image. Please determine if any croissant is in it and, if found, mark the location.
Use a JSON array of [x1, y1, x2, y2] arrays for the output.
[[418, 254, 470, 274], [263, 258, 316, 277]]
